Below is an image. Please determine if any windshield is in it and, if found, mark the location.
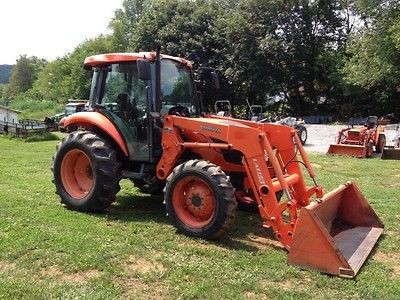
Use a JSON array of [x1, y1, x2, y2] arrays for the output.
[[158, 60, 196, 110], [100, 62, 147, 114], [96, 59, 197, 117]]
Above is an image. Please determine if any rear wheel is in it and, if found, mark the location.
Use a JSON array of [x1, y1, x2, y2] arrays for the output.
[[375, 134, 386, 153], [52, 131, 122, 211], [164, 160, 237, 239]]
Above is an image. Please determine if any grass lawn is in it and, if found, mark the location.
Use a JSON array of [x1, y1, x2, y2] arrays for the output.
[[0, 135, 399, 299]]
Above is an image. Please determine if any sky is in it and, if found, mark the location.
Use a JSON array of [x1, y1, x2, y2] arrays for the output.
[[0, 0, 124, 65]]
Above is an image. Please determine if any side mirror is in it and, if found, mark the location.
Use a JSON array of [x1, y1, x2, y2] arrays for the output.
[[211, 71, 220, 90], [137, 59, 151, 81]]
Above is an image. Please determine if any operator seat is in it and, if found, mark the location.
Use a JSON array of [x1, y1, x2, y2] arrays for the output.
[[365, 116, 378, 129]]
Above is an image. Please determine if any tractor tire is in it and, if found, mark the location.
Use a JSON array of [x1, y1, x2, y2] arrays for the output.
[[375, 134, 386, 153], [295, 125, 307, 145], [52, 131, 122, 212], [366, 142, 374, 158], [164, 160, 237, 239]]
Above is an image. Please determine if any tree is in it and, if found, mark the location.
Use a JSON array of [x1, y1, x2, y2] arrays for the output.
[[343, 0, 400, 116], [216, 0, 347, 115], [109, 0, 150, 52], [116, 0, 226, 107], [8, 55, 47, 96], [30, 36, 116, 101]]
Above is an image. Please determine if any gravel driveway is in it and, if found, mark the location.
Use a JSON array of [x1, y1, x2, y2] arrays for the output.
[[302, 124, 342, 153]]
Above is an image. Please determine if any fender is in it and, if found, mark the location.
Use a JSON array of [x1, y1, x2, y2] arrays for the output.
[[61, 112, 128, 156]]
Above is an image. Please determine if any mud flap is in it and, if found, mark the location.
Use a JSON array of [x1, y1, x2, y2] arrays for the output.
[[288, 182, 383, 278], [381, 147, 400, 160], [327, 144, 367, 158]]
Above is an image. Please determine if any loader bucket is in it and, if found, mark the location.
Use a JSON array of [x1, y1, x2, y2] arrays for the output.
[[381, 147, 400, 160], [327, 144, 367, 158], [288, 182, 383, 278]]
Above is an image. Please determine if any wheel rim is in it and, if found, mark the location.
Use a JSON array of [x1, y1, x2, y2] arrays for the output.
[[61, 149, 94, 199], [172, 176, 216, 228]]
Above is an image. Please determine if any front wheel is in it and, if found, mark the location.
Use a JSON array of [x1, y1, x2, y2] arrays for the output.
[[375, 134, 386, 153], [366, 142, 374, 158], [164, 160, 237, 239], [52, 131, 122, 212]]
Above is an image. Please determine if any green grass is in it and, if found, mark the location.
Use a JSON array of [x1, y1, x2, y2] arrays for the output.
[[0, 136, 399, 299]]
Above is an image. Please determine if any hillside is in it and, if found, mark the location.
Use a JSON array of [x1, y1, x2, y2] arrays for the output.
[[0, 64, 13, 83]]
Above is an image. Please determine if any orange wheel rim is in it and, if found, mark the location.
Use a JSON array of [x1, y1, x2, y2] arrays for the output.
[[172, 176, 216, 228], [61, 149, 94, 199]]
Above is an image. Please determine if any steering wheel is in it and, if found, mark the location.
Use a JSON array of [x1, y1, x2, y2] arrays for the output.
[[168, 105, 190, 116]]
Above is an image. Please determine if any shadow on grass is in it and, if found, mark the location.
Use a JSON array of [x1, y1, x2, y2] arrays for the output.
[[214, 212, 287, 253], [98, 193, 169, 224], [95, 193, 285, 253]]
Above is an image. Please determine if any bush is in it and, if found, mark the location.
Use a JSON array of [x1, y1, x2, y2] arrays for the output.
[[25, 132, 60, 142], [8, 96, 65, 120]]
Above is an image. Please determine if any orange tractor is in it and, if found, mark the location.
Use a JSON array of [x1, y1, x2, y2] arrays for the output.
[[53, 50, 383, 278], [328, 116, 386, 158]]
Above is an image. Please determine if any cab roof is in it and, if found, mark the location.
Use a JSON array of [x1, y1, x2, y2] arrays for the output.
[[84, 52, 192, 69]]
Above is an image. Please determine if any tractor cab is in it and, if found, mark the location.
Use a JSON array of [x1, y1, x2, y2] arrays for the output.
[[86, 53, 199, 162]]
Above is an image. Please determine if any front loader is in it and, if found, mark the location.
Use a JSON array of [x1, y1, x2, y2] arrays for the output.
[[328, 116, 386, 158], [53, 50, 383, 278]]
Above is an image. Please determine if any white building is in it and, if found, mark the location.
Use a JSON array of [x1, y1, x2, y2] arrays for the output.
[[0, 105, 20, 124]]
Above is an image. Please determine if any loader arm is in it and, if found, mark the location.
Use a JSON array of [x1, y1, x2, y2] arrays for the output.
[[157, 115, 323, 249], [158, 115, 383, 277]]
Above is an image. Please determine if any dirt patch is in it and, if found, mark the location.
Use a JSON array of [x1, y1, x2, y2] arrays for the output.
[[244, 234, 285, 251], [244, 291, 267, 299], [374, 251, 400, 278], [0, 261, 16, 272], [124, 255, 165, 276], [113, 276, 167, 299], [261, 276, 311, 292], [244, 277, 311, 298], [42, 265, 101, 283]]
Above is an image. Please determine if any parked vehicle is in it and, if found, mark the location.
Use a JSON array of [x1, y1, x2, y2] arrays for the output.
[[59, 100, 88, 132], [275, 117, 308, 145], [52, 50, 383, 277], [328, 116, 386, 158]]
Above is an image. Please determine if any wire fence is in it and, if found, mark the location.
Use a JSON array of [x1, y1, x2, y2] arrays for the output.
[[0, 119, 49, 138]]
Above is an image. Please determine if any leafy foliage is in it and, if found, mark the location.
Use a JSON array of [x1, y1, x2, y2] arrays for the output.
[[7, 0, 400, 120], [30, 36, 116, 102], [343, 1, 400, 116], [8, 56, 46, 95]]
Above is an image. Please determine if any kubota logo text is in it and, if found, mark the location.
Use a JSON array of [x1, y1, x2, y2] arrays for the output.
[[200, 124, 221, 134]]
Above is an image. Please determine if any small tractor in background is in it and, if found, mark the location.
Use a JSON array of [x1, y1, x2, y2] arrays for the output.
[[328, 116, 386, 158], [53, 50, 383, 278], [247, 104, 265, 122], [59, 100, 89, 132], [246, 104, 308, 145], [214, 100, 233, 117], [275, 117, 307, 145]]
